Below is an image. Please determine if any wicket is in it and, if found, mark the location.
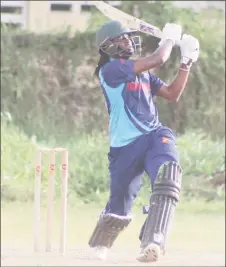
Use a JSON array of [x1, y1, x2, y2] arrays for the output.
[[34, 147, 69, 254]]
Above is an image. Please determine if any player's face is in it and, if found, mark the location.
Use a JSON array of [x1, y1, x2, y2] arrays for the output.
[[114, 34, 134, 54]]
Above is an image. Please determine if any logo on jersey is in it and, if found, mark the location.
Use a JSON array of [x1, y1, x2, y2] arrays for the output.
[[127, 82, 150, 91]]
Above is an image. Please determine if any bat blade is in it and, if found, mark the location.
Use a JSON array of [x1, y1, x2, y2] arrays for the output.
[[93, 1, 163, 39]]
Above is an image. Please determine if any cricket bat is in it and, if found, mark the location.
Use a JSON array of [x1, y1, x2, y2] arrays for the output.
[[93, 1, 181, 45]]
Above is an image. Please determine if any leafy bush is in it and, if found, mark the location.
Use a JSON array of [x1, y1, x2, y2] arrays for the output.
[[1, 115, 224, 203]]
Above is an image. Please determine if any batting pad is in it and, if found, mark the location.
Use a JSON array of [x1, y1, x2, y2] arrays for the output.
[[141, 161, 182, 253], [88, 213, 132, 248]]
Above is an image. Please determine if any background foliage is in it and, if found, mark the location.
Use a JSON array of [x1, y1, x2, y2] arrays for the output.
[[1, 1, 225, 141], [1, 112, 225, 204]]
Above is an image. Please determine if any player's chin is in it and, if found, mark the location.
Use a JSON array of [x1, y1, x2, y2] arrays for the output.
[[126, 47, 135, 55]]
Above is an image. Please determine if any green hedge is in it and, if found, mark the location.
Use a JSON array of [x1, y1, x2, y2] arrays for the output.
[[1, 114, 225, 203], [1, 2, 225, 141]]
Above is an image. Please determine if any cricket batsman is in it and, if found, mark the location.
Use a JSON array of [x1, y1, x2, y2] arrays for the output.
[[88, 20, 199, 262]]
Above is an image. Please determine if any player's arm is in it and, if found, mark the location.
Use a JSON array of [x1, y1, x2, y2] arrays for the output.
[[133, 23, 182, 74], [156, 35, 200, 102]]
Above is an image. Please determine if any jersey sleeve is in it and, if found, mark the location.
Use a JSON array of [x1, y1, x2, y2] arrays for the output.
[[148, 72, 166, 97], [101, 59, 136, 87]]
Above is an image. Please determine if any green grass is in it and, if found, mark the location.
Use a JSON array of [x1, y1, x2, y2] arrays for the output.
[[2, 201, 225, 253]]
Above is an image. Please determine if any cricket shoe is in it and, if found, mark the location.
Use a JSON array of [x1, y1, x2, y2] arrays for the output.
[[93, 246, 108, 260], [136, 243, 160, 262]]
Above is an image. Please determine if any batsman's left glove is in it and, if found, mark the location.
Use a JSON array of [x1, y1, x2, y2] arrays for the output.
[[159, 23, 182, 46]]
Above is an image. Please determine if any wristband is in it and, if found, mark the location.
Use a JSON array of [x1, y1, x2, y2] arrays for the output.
[[180, 63, 191, 72], [181, 57, 193, 67], [180, 67, 190, 72], [159, 38, 175, 47]]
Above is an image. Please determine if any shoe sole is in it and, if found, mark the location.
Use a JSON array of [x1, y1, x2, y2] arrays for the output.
[[136, 243, 160, 262]]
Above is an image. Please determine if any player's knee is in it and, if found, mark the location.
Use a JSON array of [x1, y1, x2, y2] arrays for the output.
[[154, 161, 182, 201], [147, 155, 179, 186]]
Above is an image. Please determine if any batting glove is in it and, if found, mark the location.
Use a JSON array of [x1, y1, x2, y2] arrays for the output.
[[159, 23, 182, 46], [180, 34, 200, 67]]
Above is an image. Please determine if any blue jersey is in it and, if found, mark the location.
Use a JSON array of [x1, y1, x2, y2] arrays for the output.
[[99, 58, 165, 147]]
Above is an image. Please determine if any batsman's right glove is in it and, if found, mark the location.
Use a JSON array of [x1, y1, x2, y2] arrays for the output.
[[180, 34, 200, 67]]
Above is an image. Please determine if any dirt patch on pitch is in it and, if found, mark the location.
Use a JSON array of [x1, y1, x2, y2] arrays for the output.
[[1, 247, 225, 266]]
